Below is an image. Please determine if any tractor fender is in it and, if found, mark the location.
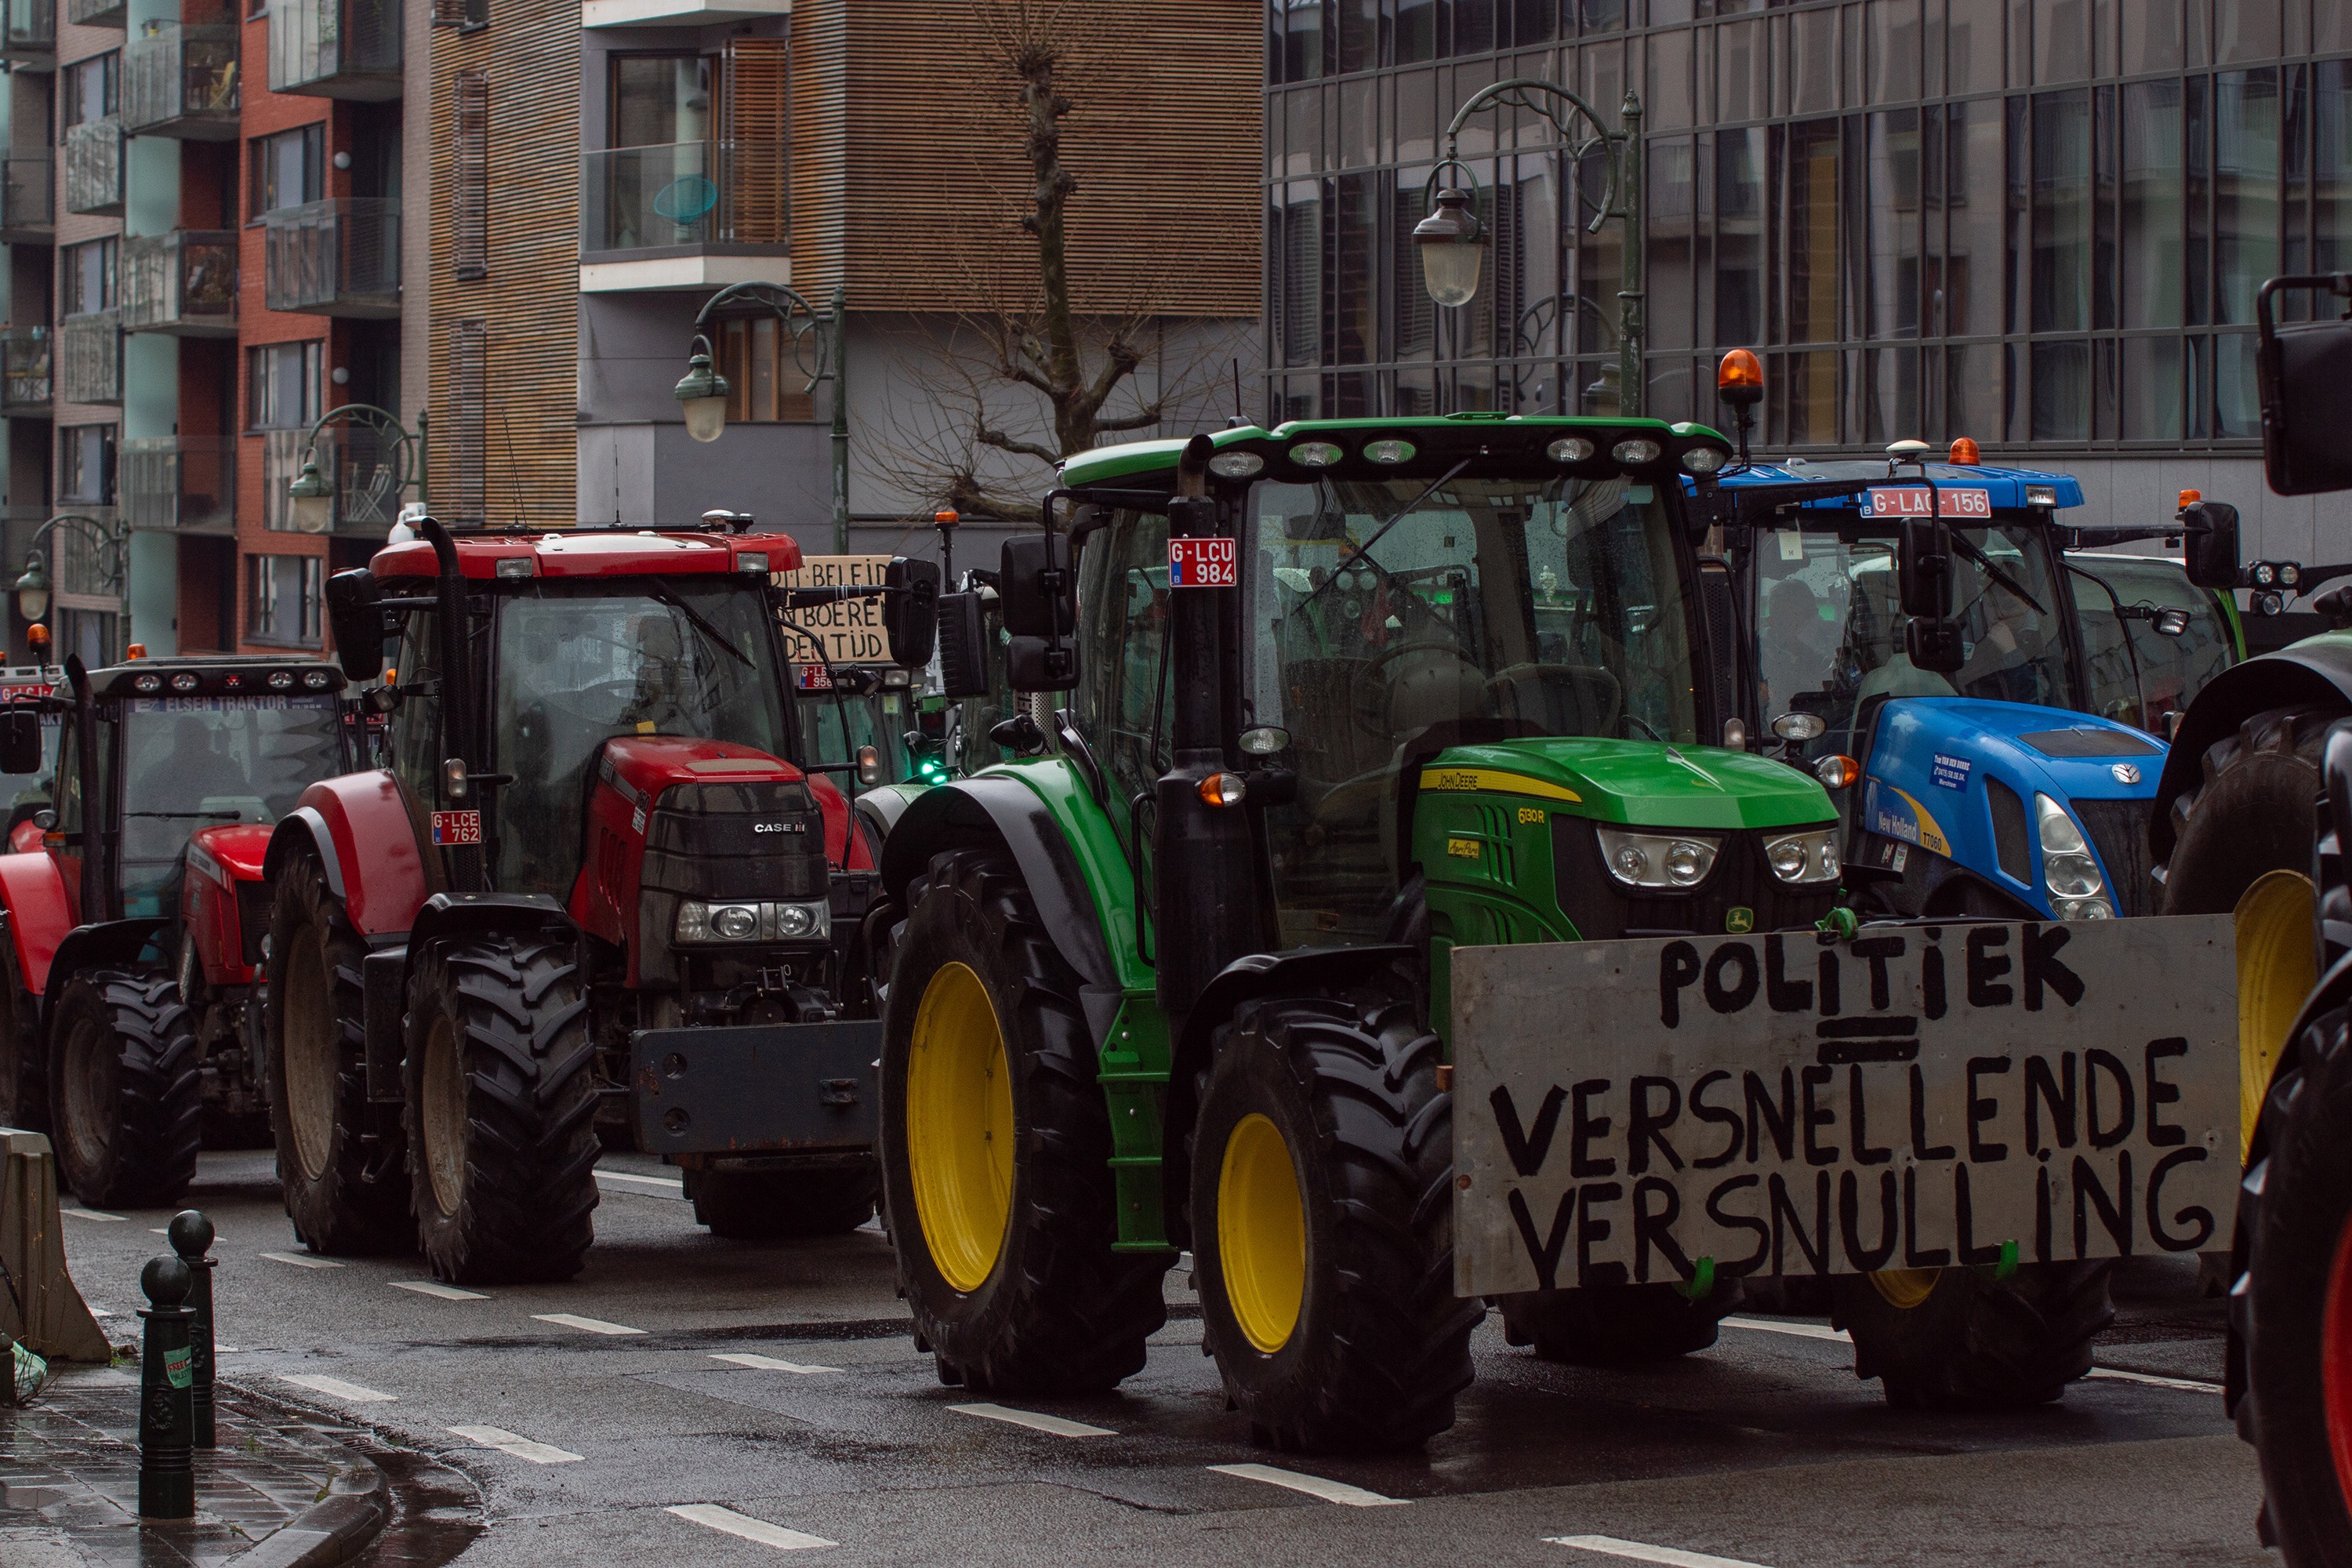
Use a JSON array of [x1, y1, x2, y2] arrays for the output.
[[406, 892, 577, 964], [266, 771, 431, 938], [0, 851, 74, 998], [878, 775, 1117, 996], [40, 918, 169, 1040], [2151, 636, 2352, 862]]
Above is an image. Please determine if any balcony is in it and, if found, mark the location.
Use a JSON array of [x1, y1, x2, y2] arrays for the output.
[[580, 0, 784, 27], [294, 422, 408, 533], [121, 437, 230, 533], [267, 0, 398, 101], [57, 311, 119, 405], [65, 0, 121, 27], [0, 152, 50, 241], [122, 230, 238, 336], [264, 197, 398, 318], [0, 0, 53, 65], [124, 22, 239, 140], [579, 141, 789, 293], [1, 328, 49, 412], [62, 116, 122, 217]]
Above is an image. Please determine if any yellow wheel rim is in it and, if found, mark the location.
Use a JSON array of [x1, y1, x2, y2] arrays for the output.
[[905, 962, 1014, 1294], [2237, 869, 2318, 1159], [1217, 1112, 1307, 1354], [1870, 1268, 1939, 1311]]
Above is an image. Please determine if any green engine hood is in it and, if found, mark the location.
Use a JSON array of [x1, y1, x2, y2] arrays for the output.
[[1421, 738, 1835, 831]]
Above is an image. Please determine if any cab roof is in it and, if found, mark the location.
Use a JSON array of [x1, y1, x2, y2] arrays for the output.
[[1707, 459, 2086, 511], [82, 654, 345, 702], [369, 528, 802, 582], [1061, 413, 1735, 492]]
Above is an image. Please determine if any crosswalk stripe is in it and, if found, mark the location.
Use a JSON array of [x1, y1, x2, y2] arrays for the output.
[[392, 1279, 490, 1301], [447, 1425, 583, 1465], [1547, 1534, 1774, 1568], [666, 1503, 835, 1551], [949, 1402, 1113, 1437], [281, 1374, 395, 1404], [710, 1353, 837, 1375], [1207, 1462, 1403, 1507], [532, 1312, 645, 1336], [259, 1251, 346, 1270]]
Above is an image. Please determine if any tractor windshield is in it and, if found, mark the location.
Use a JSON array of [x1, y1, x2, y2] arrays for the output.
[[492, 578, 791, 895], [118, 695, 343, 916], [2068, 554, 2237, 734], [1755, 517, 2077, 769]]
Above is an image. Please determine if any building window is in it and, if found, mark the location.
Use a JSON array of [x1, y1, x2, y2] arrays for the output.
[[61, 238, 117, 317], [63, 53, 119, 127], [451, 318, 487, 521], [431, 0, 487, 27], [717, 317, 813, 423], [455, 72, 488, 280], [610, 55, 714, 148], [60, 425, 115, 505], [247, 554, 323, 645], [248, 341, 322, 430], [249, 125, 324, 219]]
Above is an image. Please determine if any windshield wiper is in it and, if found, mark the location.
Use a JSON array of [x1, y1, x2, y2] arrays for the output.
[[647, 583, 753, 669], [1294, 459, 1473, 620], [1946, 529, 2047, 615], [128, 811, 241, 820]]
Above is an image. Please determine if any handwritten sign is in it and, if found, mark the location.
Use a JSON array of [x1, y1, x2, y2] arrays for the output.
[[1451, 916, 2236, 1296], [774, 554, 894, 665], [1866, 488, 1993, 519]]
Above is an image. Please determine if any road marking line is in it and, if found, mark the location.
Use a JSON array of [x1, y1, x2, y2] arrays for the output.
[[392, 1279, 490, 1301], [1719, 1316, 1849, 1343], [88, 1305, 114, 1318], [2089, 1367, 2222, 1393], [1546, 1534, 1773, 1568], [532, 1312, 645, 1336], [666, 1504, 835, 1551], [281, 1374, 396, 1404], [63, 1208, 125, 1222], [949, 1402, 1113, 1437], [148, 1227, 169, 1234], [710, 1353, 837, 1375], [596, 1170, 685, 1192], [259, 1251, 346, 1270], [1207, 1463, 1404, 1507], [447, 1425, 583, 1465]]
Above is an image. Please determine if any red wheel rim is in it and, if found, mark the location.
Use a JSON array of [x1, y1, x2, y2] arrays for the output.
[[2324, 1209, 2352, 1501]]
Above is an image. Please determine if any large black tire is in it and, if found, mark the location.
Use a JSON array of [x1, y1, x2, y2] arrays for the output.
[[267, 858, 409, 1253], [0, 956, 38, 1131], [1499, 1276, 1743, 1365], [404, 936, 601, 1284], [1190, 994, 1478, 1453], [46, 970, 201, 1207], [879, 847, 1167, 1394], [2159, 704, 2332, 918], [2237, 1003, 2352, 1566], [691, 1166, 877, 1239], [1830, 1261, 2114, 1410]]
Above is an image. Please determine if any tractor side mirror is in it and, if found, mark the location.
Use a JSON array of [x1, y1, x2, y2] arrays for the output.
[[935, 590, 991, 699], [2257, 283, 2352, 495], [1001, 532, 1079, 694], [880, 557, 941, 670], [2181, 501, 2242, 590], [1905, 618, 1965, 673], [325, 568, 387, 681], [1004, 636, 1078, 692], [0, 708, 39, 775], [1896, 518, 1951, 619]]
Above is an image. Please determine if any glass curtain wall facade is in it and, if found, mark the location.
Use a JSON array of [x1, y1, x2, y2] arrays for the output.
[[1264, 0, 2352, 459]]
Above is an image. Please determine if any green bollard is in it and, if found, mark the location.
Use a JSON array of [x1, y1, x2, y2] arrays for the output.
[[167, 1210, 216, 1448], [136, 1255, 196, 1519]]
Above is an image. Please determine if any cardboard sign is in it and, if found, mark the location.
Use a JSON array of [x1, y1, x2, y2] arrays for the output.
[[430, 810, 482, 847], [1451, 916, 2237, 1297], [774, 554, 895, 666], [1168, 538, 1237, 588], [1865, 488, 1993, 519]]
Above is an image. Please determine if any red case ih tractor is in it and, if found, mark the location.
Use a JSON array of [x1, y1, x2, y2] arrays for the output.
[[0, 652, 350, 1207], [263, 518, 935, 1283]]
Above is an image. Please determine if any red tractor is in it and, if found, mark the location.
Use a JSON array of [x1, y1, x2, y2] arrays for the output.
[[0, 652, 350, 1207], [263, 518, 934, 1283], [0, 662, 64, 852]]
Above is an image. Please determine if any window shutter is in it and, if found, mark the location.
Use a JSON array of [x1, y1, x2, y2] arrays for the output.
[[724, 38, 788, 245], [454, 71, 488, 281], [451, 318, 487, 524]]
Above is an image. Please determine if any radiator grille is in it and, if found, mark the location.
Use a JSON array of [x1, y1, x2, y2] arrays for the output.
[[2074, 797, 2155, 917]]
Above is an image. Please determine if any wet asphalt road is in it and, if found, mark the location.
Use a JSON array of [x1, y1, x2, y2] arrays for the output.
[[50, 1148, 2266, 1568]]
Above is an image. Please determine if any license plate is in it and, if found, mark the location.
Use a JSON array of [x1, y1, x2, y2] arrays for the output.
[[430, 810, 482, 846], [1866, 487, 1991, 519], [1168, 537, 1237, 588]]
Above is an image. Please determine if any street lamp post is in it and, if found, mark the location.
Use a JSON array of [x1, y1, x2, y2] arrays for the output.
[[285, 404, 430, 535], [14, 511, 129, 662], [1414, 81, 1645, 417], [673, 281, 848, 554]]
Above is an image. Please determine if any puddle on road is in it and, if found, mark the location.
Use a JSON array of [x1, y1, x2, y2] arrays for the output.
[[358, 1446, 485, 1568]]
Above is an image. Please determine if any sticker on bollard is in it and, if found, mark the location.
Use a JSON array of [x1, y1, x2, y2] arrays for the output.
[[1449, 916, 2239, 1298], [167, 1209, 216, 1448]]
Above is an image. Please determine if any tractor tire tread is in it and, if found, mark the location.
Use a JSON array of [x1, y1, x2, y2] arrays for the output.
[[53, 970, 202, 1208]]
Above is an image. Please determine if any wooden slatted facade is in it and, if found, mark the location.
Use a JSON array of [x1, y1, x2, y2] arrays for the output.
[[429, 0, 575, 525]]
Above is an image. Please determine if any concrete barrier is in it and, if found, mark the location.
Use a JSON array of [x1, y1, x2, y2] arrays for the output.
[[0, 1127, 112, 1362]]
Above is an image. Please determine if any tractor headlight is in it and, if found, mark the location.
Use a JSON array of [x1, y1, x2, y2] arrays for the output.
[[1596, 826, 1721, 890], [2035, 793, 2107, 913], [674, 898, 831, 944], [774, 902, 820, 938], [710, 904, 760, 940], [1765, 828, 1842, 884]]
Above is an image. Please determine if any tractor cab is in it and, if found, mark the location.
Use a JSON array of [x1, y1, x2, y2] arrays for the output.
[[0, 663, 65, 847]]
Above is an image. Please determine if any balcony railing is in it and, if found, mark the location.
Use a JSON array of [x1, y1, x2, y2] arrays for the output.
[[580, 141, 788, 256], [267, 0, 399, 100], [124, 21, 239, 139], [63, 116, 122, 216], [264, 197, 398, 318], [0, 0, 53, 62], [122, 437, 231, 533], [0, 152, 50, 241], [65, 0, 120, 27], [2, 328, 49, 411], [122, 230, 237, 336], [57, 311, 119, 405]]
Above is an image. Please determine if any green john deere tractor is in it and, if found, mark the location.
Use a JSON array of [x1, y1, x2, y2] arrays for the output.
[[875, 415, 2117, 1453]]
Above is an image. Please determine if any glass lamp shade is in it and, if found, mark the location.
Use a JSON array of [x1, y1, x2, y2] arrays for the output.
[[674, 347, 731, 444], [1414, 188, 1486, 308], [683, 394, 728, 444], [13, 566, 46, 622], [292, 490, 333, 533]]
